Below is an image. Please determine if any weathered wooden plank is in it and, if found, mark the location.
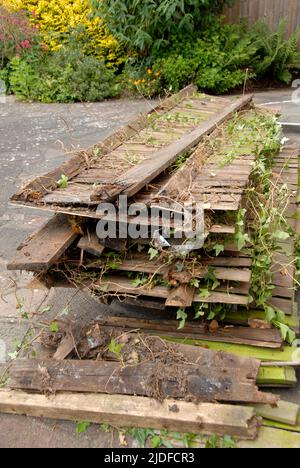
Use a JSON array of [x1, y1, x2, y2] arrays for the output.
[[267, 297, 294, 316], [165, 285, 196, 307], [94, 316, 283, 348], [7, 214, 78, 271], [238, 426, 300, 448], [262, 413, 300, 433], [0, 390, 260, 439], [91, 95, 253, 202], [77, 233, 105, 257], [8, 358, 277, 405], [11, 85, 197, 203], [101, 253, 251, 283], [256, 367, 297, 388], [165, 338, 297, 363], [93, 276, 249, 305], [193, 291, 249, 306]]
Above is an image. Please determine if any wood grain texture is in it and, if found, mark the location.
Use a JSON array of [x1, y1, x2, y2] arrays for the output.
[[93, 316, 283, 348], [8, 357, 278, 405], [7, 214, 78, 271], [0, 390, 260, 439], [91, 95, 253, 202]]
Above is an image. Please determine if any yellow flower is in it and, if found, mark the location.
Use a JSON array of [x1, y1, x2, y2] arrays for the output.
[[147, 69, 152, 75]]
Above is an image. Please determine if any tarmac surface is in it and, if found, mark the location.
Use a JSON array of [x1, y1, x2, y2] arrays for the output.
[[0, 89, 299, 447]]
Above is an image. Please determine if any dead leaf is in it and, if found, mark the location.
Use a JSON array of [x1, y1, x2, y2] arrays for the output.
[[119, 432, 128, 447], [209, 320, 219, 332], [127, 350, 140, 365], [248, 319, 272, 330]]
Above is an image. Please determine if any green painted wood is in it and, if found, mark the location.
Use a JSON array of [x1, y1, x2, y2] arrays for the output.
[[163, 337, 298, 362], [254, 401, 299, 426]]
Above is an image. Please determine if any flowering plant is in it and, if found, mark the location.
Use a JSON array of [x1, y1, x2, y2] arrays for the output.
[[0, 6, 38, 66], [126, 66, 162, 98]]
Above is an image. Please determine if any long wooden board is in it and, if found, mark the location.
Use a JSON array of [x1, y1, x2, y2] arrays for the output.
[[0, 390, 259, 439], [92, 275, 250, 306], [11, 85, 197, 203], [8, 358, 277, 405], [91, 95, 253, 202], [7, 214, 79, 271], [93, 316, 283, 349]]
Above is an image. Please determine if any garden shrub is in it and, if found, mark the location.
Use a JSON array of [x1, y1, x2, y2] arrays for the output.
[[2, 0, 125, 67], [250, 20, 300, 84], [126, 19, 300, 96], [0, 5, 38, 66], [92, 0, 234, 56], [9, 42, 121, 102]]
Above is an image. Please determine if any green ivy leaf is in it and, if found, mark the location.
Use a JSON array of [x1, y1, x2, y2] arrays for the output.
[[177, 308, 188, 330], [50, 322, 59, 333], [272, 231, 290, 241], [151, 435, 163, 448], [213, 244, 225, 256], [148, 247, 159, 261], [265, 306, 276, 323], [57, 174, 69, 189], [199, 288, 211, 299], [108, 339, 124, 360], [76, 421, 90, 434]]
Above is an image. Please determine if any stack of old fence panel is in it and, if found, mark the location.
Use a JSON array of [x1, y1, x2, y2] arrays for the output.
[[4, 85, 300, 444], [7, 86, 299, 354]]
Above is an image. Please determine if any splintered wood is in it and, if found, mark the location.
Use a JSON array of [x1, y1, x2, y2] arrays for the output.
[[8, 334, 278, 405], [0, 390, 260, 440], [7, 88, 300, 325], [11, 87, 252, 211], [4, 87, 300, 442]]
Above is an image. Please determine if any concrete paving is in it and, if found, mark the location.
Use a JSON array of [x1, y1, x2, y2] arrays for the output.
[[0, 89, 299, 447]]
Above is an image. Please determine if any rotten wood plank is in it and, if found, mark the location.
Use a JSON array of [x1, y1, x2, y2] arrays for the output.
[[77, 233, 105, 257], [165, 284, 195, 308], [11, 85, 197, 203], [93, 316, 283, 349], [91, 95, 253, 202], [7, 214, 79, 272], [8, 357, 278, 405], [0, 390, 260, 439]]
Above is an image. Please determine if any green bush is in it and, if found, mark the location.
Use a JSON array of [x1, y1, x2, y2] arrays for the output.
[[126, 19, 300, 96], [250, 20, 300, 84], [92, 0, 234, 56], [8, 43, 121, 103]]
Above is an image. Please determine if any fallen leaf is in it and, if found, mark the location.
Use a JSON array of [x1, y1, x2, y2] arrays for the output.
[[248, 319, 272, 330], [209, 320, 219, 332], [119, 432, 128, 447]]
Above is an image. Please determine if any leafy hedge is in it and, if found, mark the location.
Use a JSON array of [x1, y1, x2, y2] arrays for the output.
[[1, 0, 300, 102], [2, 0, 125, 66], [92, 0, 233, 56]]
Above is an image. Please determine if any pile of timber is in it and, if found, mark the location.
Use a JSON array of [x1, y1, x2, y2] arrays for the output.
[[8, 87, 299, 331], [1, 328, 300, 443], [4, 86, 300, 444]]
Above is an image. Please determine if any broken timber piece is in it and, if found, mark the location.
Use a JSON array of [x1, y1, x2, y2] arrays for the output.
[[77, 233, 105, 257], [165, 284, 195, 307], [0, 390, 260, 440], [94, 316, 283, 349], [9, 357, 278, 406], [7, 214, 78, 272], [90, 94, 253, 202], [11, 85, 197, 204]]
